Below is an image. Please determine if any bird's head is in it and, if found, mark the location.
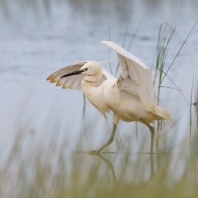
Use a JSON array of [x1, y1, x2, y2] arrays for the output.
[[80, 61, 102, 76], [60, 61, 102, 79]]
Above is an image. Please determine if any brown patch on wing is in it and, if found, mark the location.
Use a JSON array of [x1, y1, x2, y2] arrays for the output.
[[62, 83, 68, 89], [56, 79, 65, 86], [50, 77, 59, 83]]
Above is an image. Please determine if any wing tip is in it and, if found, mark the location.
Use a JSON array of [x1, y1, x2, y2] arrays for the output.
[[101, 40, 149, 70], [46, 74, 54, 81], [101, 40, 112, 48]]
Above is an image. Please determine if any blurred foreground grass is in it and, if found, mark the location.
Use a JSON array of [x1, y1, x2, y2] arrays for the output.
[[0, 3, 198, 195], [0, 120, 197, 198]]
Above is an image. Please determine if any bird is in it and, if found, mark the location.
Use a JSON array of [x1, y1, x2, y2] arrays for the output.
[[46, 41, 171, 153]]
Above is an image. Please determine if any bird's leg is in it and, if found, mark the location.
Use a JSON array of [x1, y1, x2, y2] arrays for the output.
[[140, 120, 155, 153], [147, 125, 155, 154], [97, 124, 117, 152], [89, 124, 117, 154]]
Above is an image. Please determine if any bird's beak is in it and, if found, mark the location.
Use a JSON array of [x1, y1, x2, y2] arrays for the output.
[[60, 69, 84, 78]]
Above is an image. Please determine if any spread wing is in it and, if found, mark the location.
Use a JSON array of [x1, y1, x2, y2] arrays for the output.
[[101, 41, 157, 112], [46, 61, 112, 89]]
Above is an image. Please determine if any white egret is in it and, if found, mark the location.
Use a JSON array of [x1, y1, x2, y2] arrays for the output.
[[47, 41, 171, 153]]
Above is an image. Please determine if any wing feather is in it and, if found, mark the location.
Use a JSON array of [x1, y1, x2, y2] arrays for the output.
[[101, 41, 157, 112], [47, 61, 111, 90]]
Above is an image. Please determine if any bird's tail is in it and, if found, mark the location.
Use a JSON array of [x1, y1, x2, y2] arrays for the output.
[[153, 105, 171, 120]]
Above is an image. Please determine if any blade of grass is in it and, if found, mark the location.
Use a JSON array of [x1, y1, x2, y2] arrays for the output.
[[189, 75, 194, 152], [81, 93, 87, 134], [127, 19, 142, 51], [115, 19, 142, 76], [108, 27, 113, 74], [122, 14, 130, 49], [161, 19, 198, 84], [159, 69, 188, 103], [154, 22, 176, 104]]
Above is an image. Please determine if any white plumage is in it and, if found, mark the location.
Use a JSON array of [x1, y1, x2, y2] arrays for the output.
[[47, 41, 171, 153]]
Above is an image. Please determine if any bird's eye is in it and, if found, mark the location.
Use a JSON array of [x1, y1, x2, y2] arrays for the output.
[[84, 68, 88, 71]]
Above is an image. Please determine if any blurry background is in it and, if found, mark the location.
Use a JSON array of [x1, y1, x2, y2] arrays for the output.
[[0, 0, 198, 197]]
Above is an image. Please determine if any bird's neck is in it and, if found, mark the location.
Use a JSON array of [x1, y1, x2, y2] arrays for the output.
[[84, 70, 103, 83], [81, 71, 103, 96], [81, 69, 103, 90], [81, 77, 97, 91]]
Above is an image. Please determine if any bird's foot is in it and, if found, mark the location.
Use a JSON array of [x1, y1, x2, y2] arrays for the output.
[[87, 149, 101, 156]]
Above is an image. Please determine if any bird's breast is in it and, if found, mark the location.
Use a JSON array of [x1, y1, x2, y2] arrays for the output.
[[81, 79, 109, 118]]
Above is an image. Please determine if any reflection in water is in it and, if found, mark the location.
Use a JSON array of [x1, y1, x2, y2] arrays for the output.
[[87, 151, 155, 183], [88, 152, 117, 182], [150, 153, 154, 178]]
